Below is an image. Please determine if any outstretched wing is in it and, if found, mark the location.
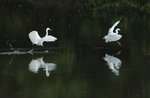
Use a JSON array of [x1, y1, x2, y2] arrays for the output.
[[29, 31, 41, 44], [108, 21, 120, 35], [43, 35, 57, 42]]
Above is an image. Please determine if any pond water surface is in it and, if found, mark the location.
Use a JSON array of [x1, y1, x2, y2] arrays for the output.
[[0, 1, 150, 98]]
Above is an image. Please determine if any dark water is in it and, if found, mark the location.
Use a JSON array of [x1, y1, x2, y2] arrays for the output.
[[0, 1, 150, 98]]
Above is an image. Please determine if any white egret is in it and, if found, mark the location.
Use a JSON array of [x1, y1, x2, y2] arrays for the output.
[[103, 21, 122, 43], [28, 57, 56, 77], [103, 54, 122, 76], [29, 28, 57, 47]]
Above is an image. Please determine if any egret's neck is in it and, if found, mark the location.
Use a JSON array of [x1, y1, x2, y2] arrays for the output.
[[46, 28, 50, 36], [115, 29, 119, 34]]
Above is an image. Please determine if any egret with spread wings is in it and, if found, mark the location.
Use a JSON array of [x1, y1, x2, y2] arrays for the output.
[[29, 28, 57, 47], [103, 21, 122, 43]]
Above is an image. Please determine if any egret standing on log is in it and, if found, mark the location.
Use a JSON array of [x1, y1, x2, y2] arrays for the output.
[[29, 28, 57, 47], [103, 21, 122, 45]]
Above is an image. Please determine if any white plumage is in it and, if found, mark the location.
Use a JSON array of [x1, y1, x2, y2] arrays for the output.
[[103, 21, 122, 43], [29, 28, 57, 46], [28, 57, 56, 77], [103, 54, 122, 76], [29, 59, 40, 73]]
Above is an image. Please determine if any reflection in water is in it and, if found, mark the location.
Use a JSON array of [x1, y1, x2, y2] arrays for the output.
[[8, 55, 15, 65], [29, 57, 56, 77], [0, 1, 150, 97], [103, 54, 122, 76]]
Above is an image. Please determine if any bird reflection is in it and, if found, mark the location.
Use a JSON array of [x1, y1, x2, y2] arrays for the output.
[[103, 54, 122, 76], [29, 57, 56, 77]]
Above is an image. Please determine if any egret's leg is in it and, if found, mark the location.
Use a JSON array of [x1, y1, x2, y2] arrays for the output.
[[45, 65, 50, 77], [28, 49, 33, 53], [116, 50, 122, 55], [28, 44, 34, 55], [117, 42, 121, 46]]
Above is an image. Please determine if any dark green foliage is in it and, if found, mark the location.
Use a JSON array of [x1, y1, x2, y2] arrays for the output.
[[81, 0, 150, 17]]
